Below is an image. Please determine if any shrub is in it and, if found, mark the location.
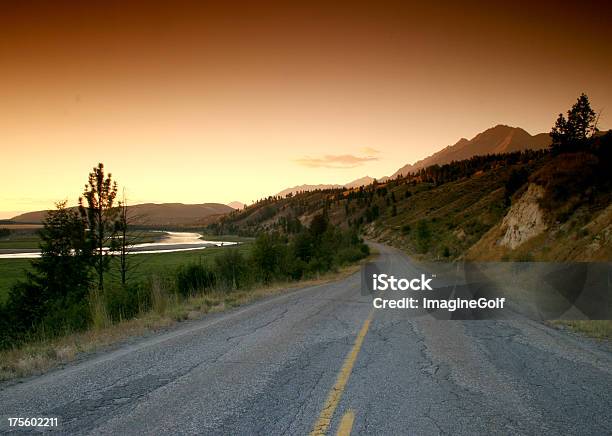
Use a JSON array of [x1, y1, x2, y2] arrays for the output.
[[292, 231, 314, 262], [0, 303, 14, 349], [103, 284, 145, 322], [39, 297, 91, 338], [505, 167, 529, 202], [89, 290, 111, 330], [176, 263, 216, 297], [214, 248, 250, 291], [415, 220, 431, 253], [251, 233, 287, 284], [337, 246, 365, 264], [286, 257, 308, 280], [150, 276, 171, 315], [530, 152, 599, 218]]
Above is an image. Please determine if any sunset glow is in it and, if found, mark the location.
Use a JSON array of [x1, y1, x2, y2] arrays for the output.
[[1, 1, 610, 217]]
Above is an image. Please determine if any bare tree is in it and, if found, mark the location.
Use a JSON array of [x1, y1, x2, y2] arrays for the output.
[[116, 194, 129, 286], [113, 190, 147, 286]]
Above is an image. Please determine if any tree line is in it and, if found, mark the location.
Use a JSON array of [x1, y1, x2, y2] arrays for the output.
[[0, 164, 369, 349], [0, 164, 136, 348]]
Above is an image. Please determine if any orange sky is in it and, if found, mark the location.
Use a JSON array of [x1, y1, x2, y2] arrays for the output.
[[1, 0, 611, 217]]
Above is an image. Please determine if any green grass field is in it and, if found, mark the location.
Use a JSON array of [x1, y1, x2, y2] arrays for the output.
[[124, 243, 252, 281], [0, 242, 251, 304], [0, 235, 41, 250], [0, 259, 31, 302]]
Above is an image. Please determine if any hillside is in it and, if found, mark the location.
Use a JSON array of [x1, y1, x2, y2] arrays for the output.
[[391, 125, 550, 178], [12, 202, 233, 227], [211, 151, 544, 238], [211, 132, 611, 262]]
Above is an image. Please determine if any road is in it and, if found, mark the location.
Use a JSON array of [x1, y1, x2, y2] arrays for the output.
[[1, 243, 611, 435]]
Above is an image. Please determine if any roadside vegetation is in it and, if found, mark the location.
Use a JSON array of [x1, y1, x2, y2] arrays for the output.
[[549, 320, 612, 341], [0, 164, 369, 373], [0, 260, 367, 382], [0, 231, 367, 381]]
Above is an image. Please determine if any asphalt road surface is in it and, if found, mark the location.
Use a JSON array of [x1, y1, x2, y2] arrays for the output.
[[1, 244, 611, 435]]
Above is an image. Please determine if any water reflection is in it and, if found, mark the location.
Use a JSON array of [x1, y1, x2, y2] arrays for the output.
[[0, 231, 237, 259]]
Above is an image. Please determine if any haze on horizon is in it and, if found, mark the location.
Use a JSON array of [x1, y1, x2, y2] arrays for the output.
[[1, 0, 611, 218]]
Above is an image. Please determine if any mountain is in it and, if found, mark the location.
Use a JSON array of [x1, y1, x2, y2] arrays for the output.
[[391, 125, 550, 178], [227, 201, 246, 210], [276, 176, 376, 197], [124, 203, 233, 226], [11, 203, 234, 227], [345, 176, 376, 188], [212, 131, 612, 262], [276, 126, 550, 196], [276, 184, 343, 197]]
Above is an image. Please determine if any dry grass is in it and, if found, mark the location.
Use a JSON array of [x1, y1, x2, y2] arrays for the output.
[[549, 320, 612, 340], [0, 260, 368, 383], [0, 313, 176, 382]]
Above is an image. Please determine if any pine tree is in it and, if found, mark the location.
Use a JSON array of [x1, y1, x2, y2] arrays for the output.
[[4, 202, 92, 341], [550, 93, 597, 152], [79, 163, 119, 290]]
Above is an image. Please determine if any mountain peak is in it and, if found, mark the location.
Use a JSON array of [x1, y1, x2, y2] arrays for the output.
[[391, 124, 550, 178], [275, 176, 377, 198], [345, 176, 375, 188]]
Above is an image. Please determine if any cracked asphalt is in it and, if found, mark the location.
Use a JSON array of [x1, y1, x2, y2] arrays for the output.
[[1, 243, 611, 435]]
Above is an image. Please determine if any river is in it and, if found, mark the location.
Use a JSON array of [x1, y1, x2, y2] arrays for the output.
[[0, 231, 238, 259]]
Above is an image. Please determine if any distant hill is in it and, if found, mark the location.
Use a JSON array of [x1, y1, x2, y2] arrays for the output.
[[276, 176, 375, 197], [346, 176, 376, 188], [276, 183, 343, 197], [227, 201, 246, 210], [11, 203, 233, 227], [391, 125, 550, 178]]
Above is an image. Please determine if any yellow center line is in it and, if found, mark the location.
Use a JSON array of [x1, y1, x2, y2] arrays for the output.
[[336, 410, 355, 436], [310, 310, 374, 436]]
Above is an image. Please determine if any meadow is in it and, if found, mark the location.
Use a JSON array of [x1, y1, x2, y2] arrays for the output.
[[0, 239, 252, 303]]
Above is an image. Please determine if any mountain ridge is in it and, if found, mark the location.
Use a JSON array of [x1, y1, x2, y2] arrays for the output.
[[390, 124, 550, 178], [274, 125, 551, 196], [11, 202, 234, 227], [275, 176, 376, 197]]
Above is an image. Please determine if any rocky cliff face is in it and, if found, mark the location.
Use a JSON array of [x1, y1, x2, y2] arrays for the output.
[[499, 184, 547, 249]]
